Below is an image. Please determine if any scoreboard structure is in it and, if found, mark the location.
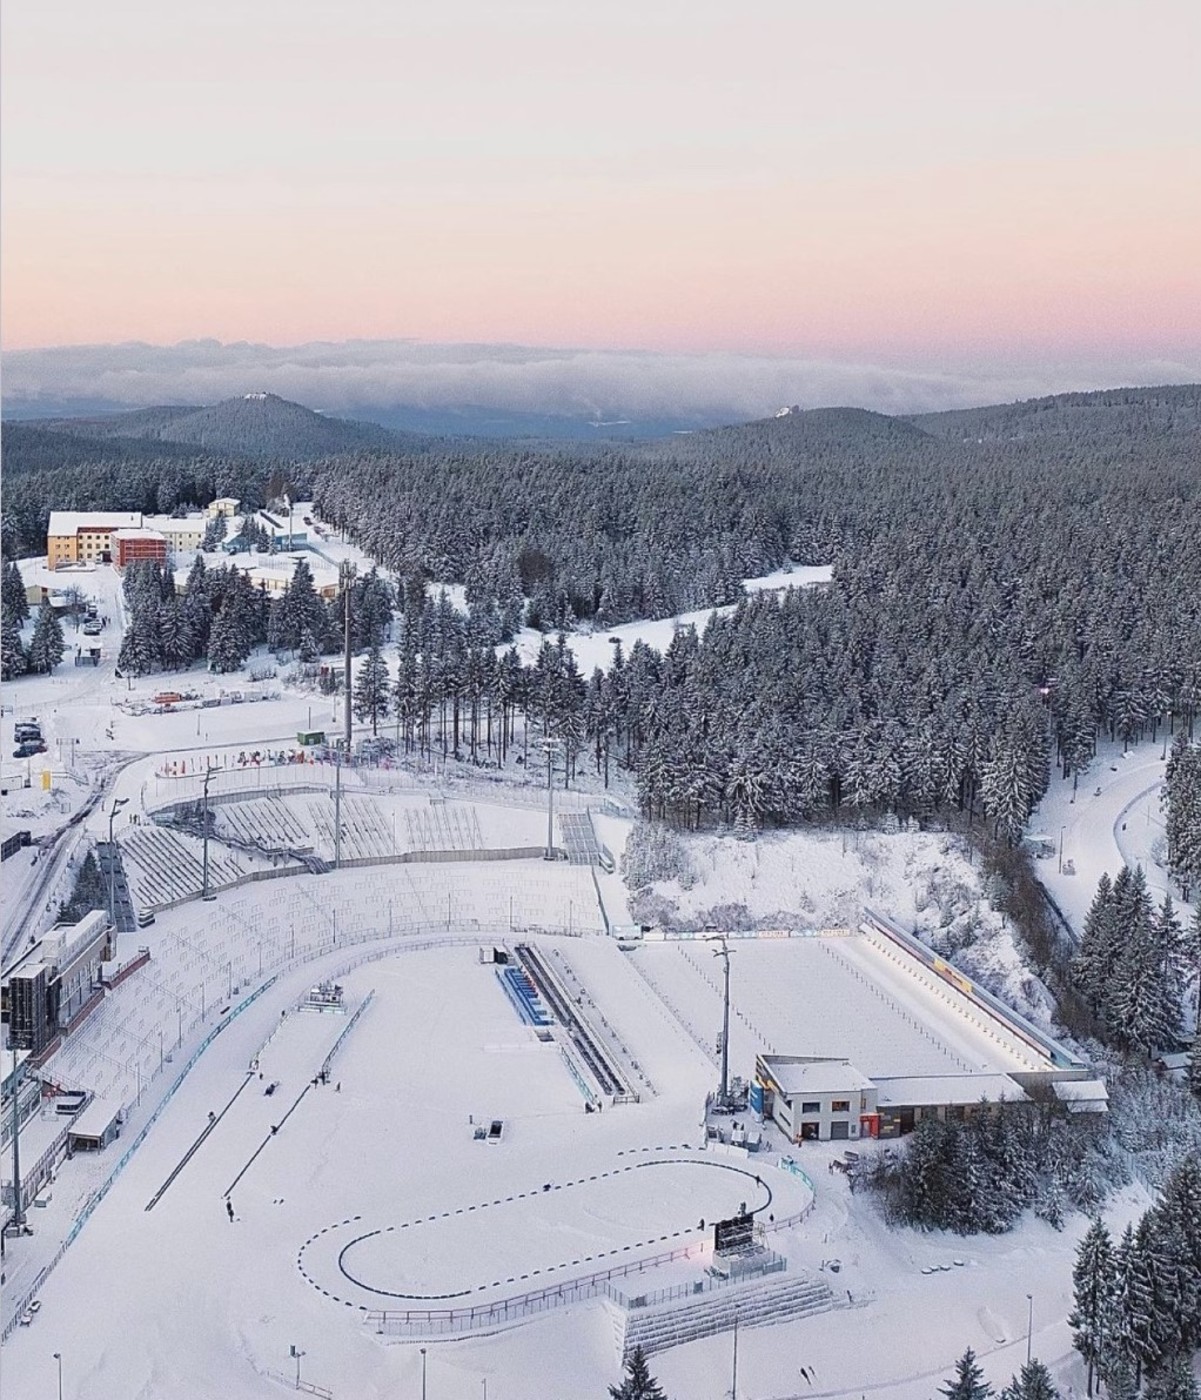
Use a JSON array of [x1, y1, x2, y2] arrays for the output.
[[713, 1213, 755, 1255]]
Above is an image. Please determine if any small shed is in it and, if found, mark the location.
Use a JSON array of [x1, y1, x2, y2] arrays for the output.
[[68, 1097, 123, 1152], [1051, 1078, 1109, 1115]]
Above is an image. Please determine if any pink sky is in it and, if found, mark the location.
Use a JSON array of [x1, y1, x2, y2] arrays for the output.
[[3, 0, 1199, 361]]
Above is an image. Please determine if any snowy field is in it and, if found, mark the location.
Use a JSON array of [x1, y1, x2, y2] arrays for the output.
[[507, 564, 833, 676], [628, 825, 1064, 1037], [1029, 736, 1192, 935], [631, 930, 1047, 1095], [3, 542, 1194, 1400]]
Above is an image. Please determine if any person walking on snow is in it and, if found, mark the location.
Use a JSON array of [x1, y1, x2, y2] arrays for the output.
[[226, 1200, 235, 1222]]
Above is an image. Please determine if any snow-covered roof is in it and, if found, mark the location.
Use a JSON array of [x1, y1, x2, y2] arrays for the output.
[[873, 1074, 1028, 1107], [1051, 1078, 1109, 1112], [762, 1057, 874, 1096], [113, 527, 167, 542], [69, 1097, 122, 1139], [48, 511, 143, 536], [142, 514, 206, 534]]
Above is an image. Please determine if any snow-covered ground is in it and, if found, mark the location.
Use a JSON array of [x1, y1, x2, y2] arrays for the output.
[[4, 548, 1196, 1400], [1029, 736, 1193, 935], [506, 564, 833, 675], [625, 825, 1060, 1036]]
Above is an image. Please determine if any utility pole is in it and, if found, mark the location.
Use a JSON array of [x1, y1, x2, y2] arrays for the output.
[[201, 764, 216, 900], [542, 737, 560, 861], [731, 1308, 739, 1400], [9, 1057, 25, 1234], [108, 795, 129, 929], [1026, 1292, 1034, 1365], [341, 560, 355, 752], [334, 747, 342, 870], [713, 936, 734, 1105]]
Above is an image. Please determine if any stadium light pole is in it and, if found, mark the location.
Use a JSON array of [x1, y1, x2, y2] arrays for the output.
[[730, 1308, 739, 1400], [201, 764, 217, 901], [713, 936, 734, 1105], [107, 796, 129, 928], [54, 1351, 63, 1400], [1026, 1293, 1033, 1365], [420, 1346, 427, 1400], [9, 1057, 26, 1233], [340, 560, 356, 752], [542, 738, 561, 861]]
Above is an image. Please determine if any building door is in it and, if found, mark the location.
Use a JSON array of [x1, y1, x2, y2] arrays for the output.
[[799, 1121, 820, 1141], [829, 1121, 850, 1140]]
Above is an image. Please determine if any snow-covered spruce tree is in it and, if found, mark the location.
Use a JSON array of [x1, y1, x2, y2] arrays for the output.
[[1074, 873, 1119, 1016], [1, 607, 27, 680], [1163, 735, 1201, 902], [1070, 1218, 1116, 1397], [999, 1358, 1060, 1400], [353, 644, 391, 735], [939, 1347, 993, 1399], [201, 514, 227, 551], [1143, 1353, 1200, 1400], [1148, 1155, 1201, 1355], [207, 600, 252, 673], [608, 1346, 667, 1400], [1, 558, 29, 626], [27, 603, 65, 673]]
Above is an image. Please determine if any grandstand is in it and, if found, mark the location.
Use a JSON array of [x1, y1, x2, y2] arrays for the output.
[[118, 827, 259, 912], [212, 798, 313, 854], [405, 801, 484, 854]]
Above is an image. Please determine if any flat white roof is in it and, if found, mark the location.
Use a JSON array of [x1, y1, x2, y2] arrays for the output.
[[113, 528, 166, 542], [69, 1097, 122, 1138], [48, 511, 142, 536], [763, 1057, 874, 1096], [1052, 1078, 1109, 1111], [873, 1074, 1027, 1107], [143, 514, 205, 533]]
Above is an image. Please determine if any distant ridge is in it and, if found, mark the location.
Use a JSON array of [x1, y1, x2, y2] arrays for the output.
[[908, 384, 1201, 442], [20, 392, 411, 460]]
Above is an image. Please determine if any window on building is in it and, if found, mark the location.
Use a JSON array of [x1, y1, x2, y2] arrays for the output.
[[831, 1100, 851, 1113], [800, 1101, 821, 1114]]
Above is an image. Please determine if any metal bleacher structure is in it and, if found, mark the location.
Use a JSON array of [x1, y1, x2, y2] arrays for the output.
[[119, 828, 252, 914], [405, 803, 484, 854], [608, 1265, 840, 1361], [559, 811, 601, 865]]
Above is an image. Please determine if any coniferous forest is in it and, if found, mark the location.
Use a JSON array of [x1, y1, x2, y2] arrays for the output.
[[3, 386, 1199, 846]]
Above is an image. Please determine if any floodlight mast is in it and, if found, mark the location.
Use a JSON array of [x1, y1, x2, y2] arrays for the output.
[[341, 560, 355, 752], [542, 737, 561, 861], [713, 935, 734, 1105]]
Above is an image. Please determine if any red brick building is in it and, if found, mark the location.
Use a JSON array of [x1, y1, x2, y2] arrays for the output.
[[113, 528, 168, 570]]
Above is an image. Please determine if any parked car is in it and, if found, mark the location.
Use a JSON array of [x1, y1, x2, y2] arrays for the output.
[[487, 1119, 504, 1143], [82, 622, 102, 636], [14, 741, 46, 758], [14, 723, 41, 742]]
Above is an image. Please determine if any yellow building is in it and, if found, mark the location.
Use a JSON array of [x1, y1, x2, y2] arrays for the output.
[[47, 512, 143, 569], [206, 497, 241, 518], [143, 515, 207, 552]]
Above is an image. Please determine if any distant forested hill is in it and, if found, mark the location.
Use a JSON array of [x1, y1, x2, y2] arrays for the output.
[[22, 392, 409, 461], [909, 383, 1201, 442]]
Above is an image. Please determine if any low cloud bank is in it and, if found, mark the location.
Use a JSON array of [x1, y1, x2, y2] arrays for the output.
[[4, 339, 1197, 423]]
